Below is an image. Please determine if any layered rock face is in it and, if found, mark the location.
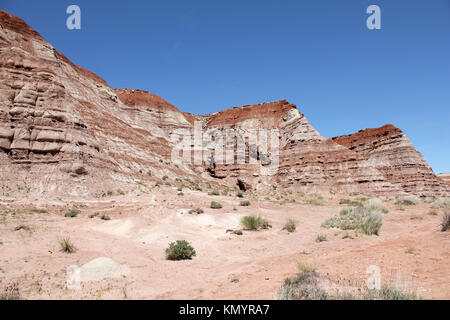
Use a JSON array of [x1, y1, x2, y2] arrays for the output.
[[438, 173, 450, 186], [0, 10, 194, 197], [332, 125, 449, 196], [0, 9, 448, 198], [200, 100, 400, 195]]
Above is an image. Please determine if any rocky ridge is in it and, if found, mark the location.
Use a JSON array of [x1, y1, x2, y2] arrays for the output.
[[0, 9, 448, 198]]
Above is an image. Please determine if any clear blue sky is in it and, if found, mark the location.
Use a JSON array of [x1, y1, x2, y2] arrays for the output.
[[2, 0, 449, 173]]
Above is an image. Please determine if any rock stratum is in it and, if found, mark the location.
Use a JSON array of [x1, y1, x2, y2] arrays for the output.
[[0, 10, 448, 198]]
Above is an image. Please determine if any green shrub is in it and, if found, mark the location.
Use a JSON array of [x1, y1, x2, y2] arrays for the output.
[[395, 195, 419, 206], [89, 212, 100, 218], [188, 208, 204, 214], [211, 190, 220, 196], [431, 198, 450, 209], [421, 196, 436, 203], [278, 273, 419, 300], [278, 272, 328, 300], [339, 199, 351, 205], [441, 212, 450, 232], [315, 234, 327, 242], [322, 207, 382, 235], [240, 200, 250, 206], [210, 201, 222, 209], [362, 285, 420, 300], [177, 192, 184, 196], [162, 175, 169, 181], [0, 282, 21, 300], [14, 225, 30, 231], [364, 198, 389, 213], [101, 215, 111, 221], [241, 215, 270, 230], [165, 240, 196, 260], [64, 208, 80, 218], [283, 219, 296, 233], [297, 261, 316, 273], [304, 194, 326, 206], [405, 247, 415, 254], [59, 238, 75, 253]]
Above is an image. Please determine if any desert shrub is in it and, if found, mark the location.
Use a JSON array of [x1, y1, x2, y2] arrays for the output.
[[177, 192, 184, 196], [278, 265, 420, 300], [117, 189, 126, 195], [155, 181, 163, 187], [322, 207, 382, 235], [100, 215, 111, 220], [315, 234, 327, 242], [165, 240, 196, 260], [364, 198, 389, 213], [427, 210, 438, 216], [64, 208, 80, 218], [14, 225, 30, 231], [89, 212, 100, 218], [210, 201, 222, 209], [59, 238, 75, 253], [339, 199, 351, 205], [395, 195, 419, 206], [421, 196, 436, 203], [283, 219, 296, 233], [211, 190, 220, 196], [240, 200, 250, 206], [0, 282, 21, 300], [304, 194, 326, 206], [241, 215, 270, 230], [405, 247, 415, 254], [162, 175, 169, 181], [297, 261, 316, 273], [237, 192, 244, 198], [431, 198, 450, 209], [278, 272, 328, 300], [362, 285, 420, 300], [188, 208, 204, 214], [410, 213, 424, 220], [441, 212, 450, 232], [233, 230, 243, 235]]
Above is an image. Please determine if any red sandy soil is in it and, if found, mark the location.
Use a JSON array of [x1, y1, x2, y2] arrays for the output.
[[0, 186, 448, 300]]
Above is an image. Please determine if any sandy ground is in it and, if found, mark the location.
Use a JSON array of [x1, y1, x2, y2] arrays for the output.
[[0, 185, 449, 300]]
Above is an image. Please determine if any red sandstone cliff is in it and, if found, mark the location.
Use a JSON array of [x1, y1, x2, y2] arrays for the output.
[[0, 9, 448, 197]]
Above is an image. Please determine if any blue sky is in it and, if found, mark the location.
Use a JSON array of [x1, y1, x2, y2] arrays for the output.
[[2, 0, 449, 173]]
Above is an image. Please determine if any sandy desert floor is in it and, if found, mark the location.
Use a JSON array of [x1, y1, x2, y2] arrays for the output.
[[0, 184, 449, 300]]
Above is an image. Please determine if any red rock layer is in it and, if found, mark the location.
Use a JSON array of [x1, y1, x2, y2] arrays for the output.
[[332, 125, 449, 196], [438, 173, 450, 186], [0, 9, 194, 197], [1, 9, 447, 197]]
